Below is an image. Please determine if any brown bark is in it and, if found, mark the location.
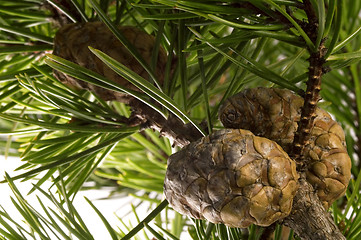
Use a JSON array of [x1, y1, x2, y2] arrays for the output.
[[128, 99, 204, 148], [292, 46, 326, 163], [283, 178, 345, 240]]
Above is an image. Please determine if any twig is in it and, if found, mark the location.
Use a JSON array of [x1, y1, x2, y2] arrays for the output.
[[291, 43, 327, 163], [302, 0, 319, 43], [128, 99, 204, 148], [283, 178, 346, 240], [291, 0, 327, 166]]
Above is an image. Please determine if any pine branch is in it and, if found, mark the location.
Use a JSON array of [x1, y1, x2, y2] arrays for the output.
[[1, 0, 360, 239], [128, 99, 205, 148], [283, 2, 346, 239], [292, 43, 327, 163], [283, 178, 346, 240]]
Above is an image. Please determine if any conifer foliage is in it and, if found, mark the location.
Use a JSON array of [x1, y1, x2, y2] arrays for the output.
[[0, 0, 361, 239]]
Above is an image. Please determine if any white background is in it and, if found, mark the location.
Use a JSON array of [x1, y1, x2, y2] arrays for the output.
[[0, 156, 137, 239]]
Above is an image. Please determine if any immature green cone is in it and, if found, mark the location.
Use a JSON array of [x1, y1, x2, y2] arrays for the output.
[[164, 129, 299, 228], [219, 87, 351, 208], [53, 21, 167, 102]]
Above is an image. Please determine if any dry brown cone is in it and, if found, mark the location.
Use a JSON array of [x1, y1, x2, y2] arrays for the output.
[[53, 21, 168, 103], [164, 128, 299, 228], [219, 87, 351, 208]]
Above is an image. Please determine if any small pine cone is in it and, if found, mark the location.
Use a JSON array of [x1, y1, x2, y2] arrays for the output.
[[306, 112, 352, 208], [219, 87, 351, 208], [53, 21, 168, 102], [164, 129, 299, 228], [219, 87, 303, 152]]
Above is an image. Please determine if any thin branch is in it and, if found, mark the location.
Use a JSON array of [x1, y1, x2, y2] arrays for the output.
[[283, 178, 346, 240], [128, 99, 204, 148], [302, 0, 319, 43], [291, 0, 327, 166], [292, 43, 327, 163]]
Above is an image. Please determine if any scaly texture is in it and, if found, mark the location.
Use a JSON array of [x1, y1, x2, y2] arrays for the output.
[[53, 21, 167, 102], [164, 129, 299, 228], [219, 87, 304, 151], [219, 87, 351, 208]]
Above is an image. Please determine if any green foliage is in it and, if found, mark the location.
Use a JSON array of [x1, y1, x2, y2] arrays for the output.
[[0, 0, 361, 239]]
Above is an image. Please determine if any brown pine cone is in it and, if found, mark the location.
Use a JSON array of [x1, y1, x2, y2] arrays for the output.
[[219, 87, 351, 208], [306, 113, 351, 208], [164, 129, 299, 228], [219, 87, 303, 152], [53, 21, 168, 103]]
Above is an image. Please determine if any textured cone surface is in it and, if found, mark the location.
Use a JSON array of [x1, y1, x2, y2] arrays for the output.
[[164, 129, 299, 228], [53, 21, 167, 102], [219, 87, 351, 208]]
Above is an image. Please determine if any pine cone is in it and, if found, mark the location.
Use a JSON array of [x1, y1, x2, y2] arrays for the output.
[[219, 87, 351, 208], [164, 129, 299, 228], [53, 21, 168, 102], [306, 113, 351, 208], [219, 88, 303, 151]]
